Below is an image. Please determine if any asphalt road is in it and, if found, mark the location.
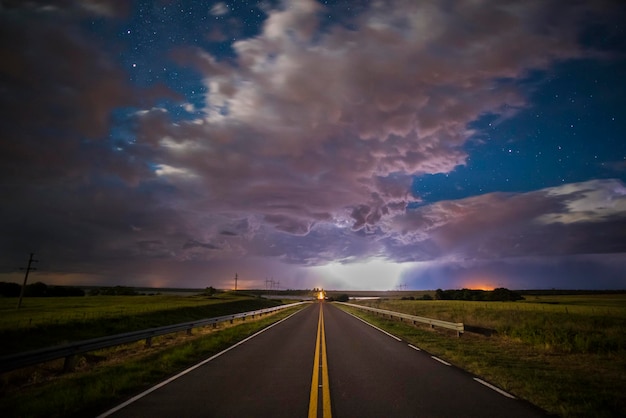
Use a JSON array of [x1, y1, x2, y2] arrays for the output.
[[99, 302, 548, 418]]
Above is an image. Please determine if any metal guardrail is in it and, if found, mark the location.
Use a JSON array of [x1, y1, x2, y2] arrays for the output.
[[337, 302, 464, 336], [0, 301, 308, 374]]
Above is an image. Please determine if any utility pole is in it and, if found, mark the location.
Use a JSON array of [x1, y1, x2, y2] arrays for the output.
[[234, 273, 238, 291], [17, 253, 38, 309]]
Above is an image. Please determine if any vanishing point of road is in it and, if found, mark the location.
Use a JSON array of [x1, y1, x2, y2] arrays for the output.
[[98, 302, 548, 418]]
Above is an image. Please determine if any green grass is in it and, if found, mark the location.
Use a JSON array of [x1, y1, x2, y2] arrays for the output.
[[0, 304, 307, 418], [4, 293, 624, 417], [356, 296, 626, 353], [339, 295, 626, 417], [0, 293, 285, 355], [0, 292, 254, 331]]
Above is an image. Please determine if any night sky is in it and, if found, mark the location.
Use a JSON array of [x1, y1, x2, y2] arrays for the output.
[[1, 0, 625, 291]]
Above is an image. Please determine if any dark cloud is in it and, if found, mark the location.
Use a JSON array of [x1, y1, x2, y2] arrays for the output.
[[401, 254, 626, 291], [0, 0, 131, 18], [0, 6, 177, 185], [384, 179, 626, 262]]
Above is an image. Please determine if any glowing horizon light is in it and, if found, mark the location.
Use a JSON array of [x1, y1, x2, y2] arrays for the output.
[[463, 280, 495, 291], [311, 258, 407, 290], [470, 285, 495, 291]]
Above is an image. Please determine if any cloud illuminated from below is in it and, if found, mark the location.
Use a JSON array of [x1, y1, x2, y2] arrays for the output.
[[309, 258, 409, 290]]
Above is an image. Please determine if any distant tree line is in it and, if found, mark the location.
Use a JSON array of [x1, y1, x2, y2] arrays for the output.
[[0, 281, 85, 297], [434, 288, 524, 302], [401, 294, 433, 300], [87, 286, 139, 296]]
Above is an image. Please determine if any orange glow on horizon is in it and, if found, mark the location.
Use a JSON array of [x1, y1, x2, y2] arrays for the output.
[[464, 282, 495, 291]]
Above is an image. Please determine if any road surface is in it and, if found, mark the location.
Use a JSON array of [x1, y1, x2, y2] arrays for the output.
[[99, 302, 547, 418]]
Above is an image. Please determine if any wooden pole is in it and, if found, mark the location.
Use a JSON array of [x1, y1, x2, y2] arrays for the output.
[[17, 253, 38, 309]]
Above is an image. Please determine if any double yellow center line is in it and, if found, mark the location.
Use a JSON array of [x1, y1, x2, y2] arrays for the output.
[[308, 303, 332, 418]]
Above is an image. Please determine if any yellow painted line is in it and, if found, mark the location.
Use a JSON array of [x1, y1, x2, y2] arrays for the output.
[[308, 306, 321, 418], [308, 303, 332, 418], [320, 306, 332, 417]]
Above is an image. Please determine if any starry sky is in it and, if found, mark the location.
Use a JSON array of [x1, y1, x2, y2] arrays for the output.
[[1, 0, 626, 291]]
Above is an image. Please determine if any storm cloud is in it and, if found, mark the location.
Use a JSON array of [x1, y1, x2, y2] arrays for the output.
[[1, 0, 625, 289]]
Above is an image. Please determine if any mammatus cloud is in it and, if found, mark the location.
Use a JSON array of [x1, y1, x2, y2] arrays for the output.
[[151, 0, 609, 238]]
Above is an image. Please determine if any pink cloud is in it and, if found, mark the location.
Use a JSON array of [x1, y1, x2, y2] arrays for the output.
[[144, 0, 606, 241]]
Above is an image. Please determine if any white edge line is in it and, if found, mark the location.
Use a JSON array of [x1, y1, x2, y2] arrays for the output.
[[342, 308, 402, 341], [96, 306, 308, 418], [408, 344, 421, 351], [473, 378, 516, 399], [431, 356, 451, 366]]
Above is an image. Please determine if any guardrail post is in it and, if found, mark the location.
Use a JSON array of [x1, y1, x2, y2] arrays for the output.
[[186, 328, 193, 336], [63, 355, 77, 372], [145, 337, 152, 348]]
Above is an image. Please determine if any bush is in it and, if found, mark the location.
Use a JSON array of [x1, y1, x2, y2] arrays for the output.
[[0, 282, 21, 297], [335, 294, 350, 302], [204, 286, 218, 296]]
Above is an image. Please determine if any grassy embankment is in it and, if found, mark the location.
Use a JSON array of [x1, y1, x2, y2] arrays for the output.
[[0, 293, 308, 418], [0, 292, 286, 355], [338, 294, 626, 418]]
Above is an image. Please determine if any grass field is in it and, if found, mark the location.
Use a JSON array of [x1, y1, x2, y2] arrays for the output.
[[0, 292, 261, 331], [0, 292, 285, 356], [342, 294, 626, 417], [0, 294, 307, 418], [2, 293, 624, 417], [354, 294, 626, 353]]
